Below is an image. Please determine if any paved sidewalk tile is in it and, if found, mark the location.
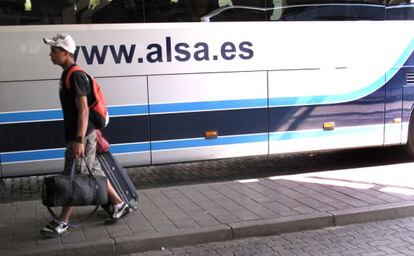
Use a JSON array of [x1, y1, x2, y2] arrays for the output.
[[3, 162, 414, 255]]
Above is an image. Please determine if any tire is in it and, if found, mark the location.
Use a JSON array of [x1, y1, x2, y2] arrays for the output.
[[404, 113, 414, 157]]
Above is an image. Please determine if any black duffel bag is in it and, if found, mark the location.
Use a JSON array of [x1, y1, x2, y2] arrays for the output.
[[42, 158, 108, 207]]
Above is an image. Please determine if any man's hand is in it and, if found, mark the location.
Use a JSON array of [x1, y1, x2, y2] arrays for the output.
[[73, 142, 85, 158]]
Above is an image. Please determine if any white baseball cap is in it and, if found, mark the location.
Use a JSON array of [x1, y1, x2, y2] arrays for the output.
[[43, 33, 76, 54]]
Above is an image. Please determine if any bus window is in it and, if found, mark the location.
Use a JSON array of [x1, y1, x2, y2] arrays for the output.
[[0, 0, 145, 25], [269, 1, 385, 21], [0, 0, 272, 25], [91, 0, 144, 23], [144, 0, 219, 22], [144, 0, 267, 22], [0, 1, 72, 25], [201, 0, 385, 22], [386, 0, 414, 20], [207, 7, 266, 21], [280, 4, 385, 21]]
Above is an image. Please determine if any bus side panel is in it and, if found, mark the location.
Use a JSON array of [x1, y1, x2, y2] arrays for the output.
[[97, 76, 151, 167], [148, 72, 268, 164], [268, 68, 385, 154], [0, 76, 150, 177], [0, 80, 65, 177]]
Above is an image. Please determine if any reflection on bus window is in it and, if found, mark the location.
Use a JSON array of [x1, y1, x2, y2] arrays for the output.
[[387, 0, 410, 4], [386, 0, 414, 20], [270, 0, 283, 20], [91, 0, 144, 23], [144, 0, 217, 22], [0, 0, 144, 25], [3, 0, 413, 25], [0, 0, 271, 25], [208, 8, 266, 21], [276, 4, 385, 21], [201, 1, 386, 22], [272, 0, 385, 21], [144, 0, 267, 23], [0, 1, 72, 25]]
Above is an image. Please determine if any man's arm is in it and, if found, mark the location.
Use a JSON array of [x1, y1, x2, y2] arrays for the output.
[[74, 95, 89, 158]]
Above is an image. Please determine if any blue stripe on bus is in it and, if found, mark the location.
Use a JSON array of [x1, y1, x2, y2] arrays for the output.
[[0, 134, 267, 163], [110, 142, 151, 154], [0, 142, 151, 164], [269, 124, 383, 141], [0, 148, 66, 163], [0, 110, 63, 123], [108, 105, 148, 116], [0, 105, 148, 124], [151, 133, 268, 151], [149, 98, 268, 114], [0, 99, 267, 124]]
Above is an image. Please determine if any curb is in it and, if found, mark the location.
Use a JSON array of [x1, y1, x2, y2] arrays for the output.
[[114, 225, 232, 255], [3, 201, 414, 256], [4, 238, 115, 256], [230, 212, 334, 239], [331, 201, 414, 226]]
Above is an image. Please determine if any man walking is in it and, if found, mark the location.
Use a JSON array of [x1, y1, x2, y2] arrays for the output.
[[41, 34, 129, 238]]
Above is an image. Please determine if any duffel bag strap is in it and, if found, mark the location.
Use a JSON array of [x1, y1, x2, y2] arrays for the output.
[[66, 160, 77, 205], [89, 175, 99, 205]]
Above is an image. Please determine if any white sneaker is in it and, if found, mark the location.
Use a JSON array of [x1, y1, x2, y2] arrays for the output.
[[40, 220, 68, 238], [105, 203, 130, 225]]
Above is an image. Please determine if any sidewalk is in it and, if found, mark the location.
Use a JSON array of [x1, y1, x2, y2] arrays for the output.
[[2, 161, 414, 256]]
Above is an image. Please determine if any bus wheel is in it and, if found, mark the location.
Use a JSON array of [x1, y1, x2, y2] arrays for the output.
[[404, 113, 414, 158]]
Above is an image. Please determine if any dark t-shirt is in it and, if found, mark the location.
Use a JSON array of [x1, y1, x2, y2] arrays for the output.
[[60, 64, 95, 142]]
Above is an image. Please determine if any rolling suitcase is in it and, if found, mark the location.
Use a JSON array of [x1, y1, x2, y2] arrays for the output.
[[97, 151, 139, 210]]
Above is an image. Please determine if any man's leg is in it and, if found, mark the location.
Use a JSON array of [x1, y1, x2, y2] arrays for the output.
[[84, 131, 129, 223], [107, 181, 123, 204], [59, 141, 78, 223], [40, 142, 74, 238], [60, 206, 74, 223]]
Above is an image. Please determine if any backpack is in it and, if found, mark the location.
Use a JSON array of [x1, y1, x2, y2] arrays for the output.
[[65, 66, 109, 129]]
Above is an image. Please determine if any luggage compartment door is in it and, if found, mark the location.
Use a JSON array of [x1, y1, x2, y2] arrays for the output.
[[102, 76, 151, 167], [148, 72, 269, 164]]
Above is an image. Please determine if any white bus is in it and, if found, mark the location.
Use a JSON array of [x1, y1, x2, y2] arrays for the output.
[[1, 0, 414, 177]]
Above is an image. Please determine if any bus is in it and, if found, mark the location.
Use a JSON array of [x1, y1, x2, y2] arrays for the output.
[[1, 0, 414, 178]]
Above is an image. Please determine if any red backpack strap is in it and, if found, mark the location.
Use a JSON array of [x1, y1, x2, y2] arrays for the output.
[[64, 65, 86, 90]]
